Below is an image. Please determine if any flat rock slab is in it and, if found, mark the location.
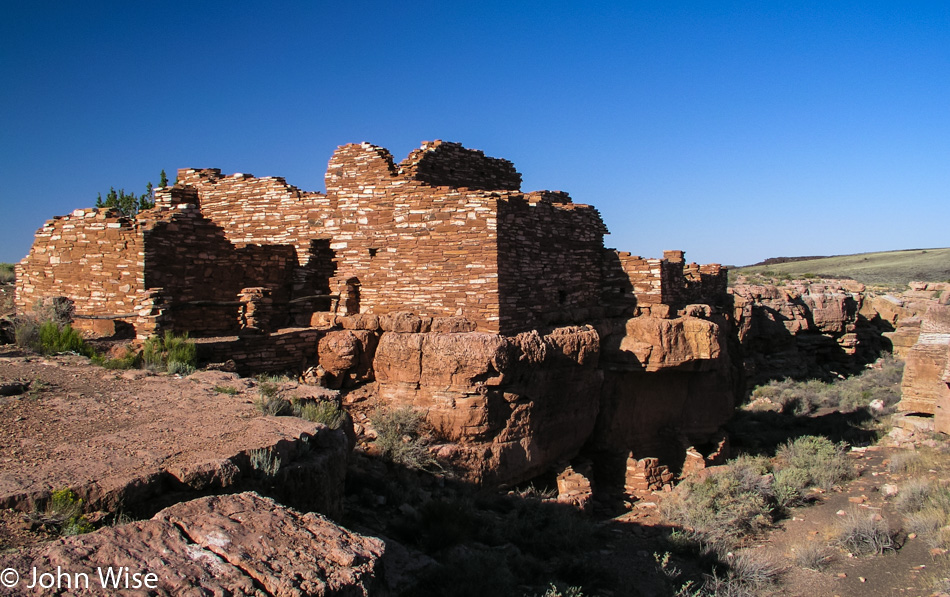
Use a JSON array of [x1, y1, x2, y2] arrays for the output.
[[0, 354, 338, 514], [0, 492, 385, 596]]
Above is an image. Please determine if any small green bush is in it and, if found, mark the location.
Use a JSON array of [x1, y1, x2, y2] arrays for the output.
[[774, 435, 853, 491], [41, 488, 94, 536], [371, 406, 437, 471], [213, 385, 239, 395], [298, 400, 345, 429], [0, 262, 14, 284], [142, 331, 197, 374], [660, 465, 773, 552]]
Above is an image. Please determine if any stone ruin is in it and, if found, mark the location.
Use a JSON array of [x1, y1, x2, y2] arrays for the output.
[[16, 140, 726, 341], [16, 140, 738, 502]]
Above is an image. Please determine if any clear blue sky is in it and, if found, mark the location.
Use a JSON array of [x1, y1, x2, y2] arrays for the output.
[[2, 1, 948, 266]]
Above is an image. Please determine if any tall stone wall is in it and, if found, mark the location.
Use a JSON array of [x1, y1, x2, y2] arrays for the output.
[[15, 209, 145, 317], [321, 142, 504, 330], [142, 206, 299, 335], [497, 193, 608, 333]]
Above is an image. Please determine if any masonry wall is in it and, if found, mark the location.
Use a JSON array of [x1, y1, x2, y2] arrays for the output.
[[321, 143, 503, 330], [142, 206, 299, 335], [602, 250, 728, 312], [16, 209, 145, 317], [496, 192, 608, 334]]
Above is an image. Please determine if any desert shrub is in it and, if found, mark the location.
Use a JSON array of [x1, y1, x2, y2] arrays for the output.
[[660, 465, 773, 552], [0, 263, 14, 284], [37, 320, 90, 355], [142, 331, 197, 374], [213, 385, 239, 395], [774, 435, 853, 490], [772, 467, 812, 508], [896, 479, 934, 513], [249, 448, 281, 478], [835, 508, 896, 555], [91, 347, 140, 370], [298, 400, 345, 429], [371, 406, 437, 471], [790, 541, 833, 570], [747, 355, 904, 414], [700, 552, 784, 597], [254, 393, 291, 416], [40, 488, 94, 536], [897, 479, 950, 547]]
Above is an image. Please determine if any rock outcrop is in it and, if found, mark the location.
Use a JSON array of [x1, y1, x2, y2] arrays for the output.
[[729, 281, 888, 385], [0, 492, 385, 596]]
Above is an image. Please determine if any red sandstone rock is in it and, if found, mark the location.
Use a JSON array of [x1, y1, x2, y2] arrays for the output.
[[0, 492, 385, 596], [898, 304, 950, 432]]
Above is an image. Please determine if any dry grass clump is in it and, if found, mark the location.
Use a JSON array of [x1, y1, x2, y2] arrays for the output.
[[370, 406, 437, 471], [835, 508, 897, 555], [897, 479, 950, 548], [790, 541, 834, 570]]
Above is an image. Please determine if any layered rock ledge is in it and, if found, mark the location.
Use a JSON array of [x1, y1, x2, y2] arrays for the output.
[[0, 492, 385, 596]]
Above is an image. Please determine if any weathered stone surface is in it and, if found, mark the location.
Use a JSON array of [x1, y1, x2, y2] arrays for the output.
[[898, 304, 950, 431], [374, 327, 602, 486], [0, 361, 349, 519], [729, 282, 875, 384], [617, 314, 722, 371], [317, 329, 379, 388], [0, 492, 385, 596]]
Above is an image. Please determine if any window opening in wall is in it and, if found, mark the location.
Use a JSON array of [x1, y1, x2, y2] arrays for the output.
[[368, 248, 378, 258], [558, 290, 567, 304]]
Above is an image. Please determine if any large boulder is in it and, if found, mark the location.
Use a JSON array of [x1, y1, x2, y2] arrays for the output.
[[0, 492, 385, 596], [373, 326, 602, 486]]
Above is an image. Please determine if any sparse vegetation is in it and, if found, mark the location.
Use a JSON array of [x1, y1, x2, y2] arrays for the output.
[[731, 247, 950, 288], [297, 400, 345, 429], [660, 460, 774, 553], [774, 435, 854, 492], [834, 508, 896, 555], [13, 300, 95, 357], [37, 488, 94, 536], [213, 384, 240, 395], [790, 541, 834, 570], [142, 331, 197, 374], [94, 175, 161, 217], [370, 406, 438, 471], [248, 448, 281, 479], [0, 262, 14, 284], [253, 375, 292, 415], [897, 478, 950, 548], [748, 355, 903, 415]]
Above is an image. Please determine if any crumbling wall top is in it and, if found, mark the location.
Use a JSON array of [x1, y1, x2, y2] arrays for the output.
[[398, 140, 522, 191]]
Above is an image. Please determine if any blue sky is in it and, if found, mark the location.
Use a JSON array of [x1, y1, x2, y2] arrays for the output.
[[2, 1, 947, 266]]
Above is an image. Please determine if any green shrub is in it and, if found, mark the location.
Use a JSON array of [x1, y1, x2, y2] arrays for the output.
[[371, 406, 437, 471], [142, 331, 197, 374], [773, 467, 811, 508], [0, 263, 14, 284], [213, 385, 239, 395], [660, 465, 773, 552], [41, 488, 94, 536], [298, 400, 345, 429], [774, 435, 853, 490]]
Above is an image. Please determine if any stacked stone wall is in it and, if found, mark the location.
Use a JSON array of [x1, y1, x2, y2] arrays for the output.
[[497, 195, 608, 333], [321, 143, 503, 330], [15, 209, 144, 317], [142, 206, 298, 335]]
